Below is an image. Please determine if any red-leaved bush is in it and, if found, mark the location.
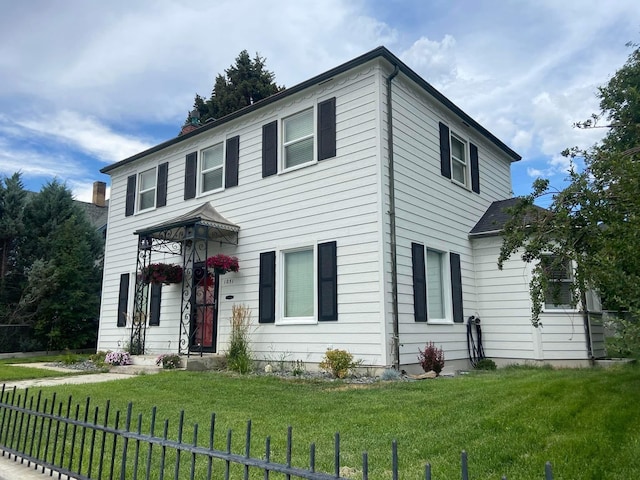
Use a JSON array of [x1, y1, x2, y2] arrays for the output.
[[418, 342, 445, 374]]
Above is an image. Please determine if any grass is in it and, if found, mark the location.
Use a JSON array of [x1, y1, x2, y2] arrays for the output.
[[5, 362, 637, 479], [0, 354, 80, 382]]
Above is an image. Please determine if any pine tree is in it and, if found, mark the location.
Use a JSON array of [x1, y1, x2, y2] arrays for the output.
[[186, 50, 283, 127]]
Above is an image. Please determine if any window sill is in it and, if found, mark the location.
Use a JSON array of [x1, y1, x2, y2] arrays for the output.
[[427, 319, 452, 325], [276, 316, 317, 326], [199, 187, 224, 196], [279, 160, 317, 175]]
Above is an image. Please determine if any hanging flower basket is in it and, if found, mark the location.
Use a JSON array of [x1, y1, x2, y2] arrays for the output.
[[206, 254, 239, 275], [140, 263, 183, 285]]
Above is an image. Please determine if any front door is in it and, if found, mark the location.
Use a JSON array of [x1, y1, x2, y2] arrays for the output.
[[190, 262, 219, 352]]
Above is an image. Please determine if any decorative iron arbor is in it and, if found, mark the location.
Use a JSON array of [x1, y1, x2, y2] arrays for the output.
[[132, 203, 239, 356]]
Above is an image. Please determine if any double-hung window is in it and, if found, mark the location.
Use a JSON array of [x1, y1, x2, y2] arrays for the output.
[[426, 249, 446, 320], [283, 248, 315, 319], [450, 134, 468, 186], [201, 143, 224, 193], [138, 168, 157, 211], [283, 108, 314, 169], [542, 256, 574, 309]]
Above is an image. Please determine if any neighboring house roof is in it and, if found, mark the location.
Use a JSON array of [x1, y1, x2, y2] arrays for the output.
[[101, 46, 521, 175], [469, 198, 521, 237], [76, 199, 109, 232]]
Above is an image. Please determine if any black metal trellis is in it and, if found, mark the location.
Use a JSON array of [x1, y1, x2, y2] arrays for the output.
[[0, 385, 555, 480], [131, 203, 239, 357]]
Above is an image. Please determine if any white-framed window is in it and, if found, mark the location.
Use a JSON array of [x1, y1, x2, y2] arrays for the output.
[[426, 248, 448, 321], [200, 143, 224, 193], [450, 133, 468, 186], [283, 108, 314, 170], [280, 246, 316, 323], [138, 168, 157, 211], [542, 256, 575, 309]]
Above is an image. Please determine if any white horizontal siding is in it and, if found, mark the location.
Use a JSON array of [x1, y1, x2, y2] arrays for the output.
[[386, 72, 516, 365], [99, 62, 387, 365]]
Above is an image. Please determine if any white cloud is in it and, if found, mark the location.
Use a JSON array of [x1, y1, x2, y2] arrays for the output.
[[400, 35, 458, 87], [15, 111, 153, 163]]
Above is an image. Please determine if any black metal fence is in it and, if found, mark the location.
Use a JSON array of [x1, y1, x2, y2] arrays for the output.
[[0, 384, 554, 479]]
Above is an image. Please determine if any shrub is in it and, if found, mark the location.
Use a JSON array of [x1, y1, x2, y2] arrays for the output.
[[418, 342, 445, 374], [104, 351, 132, 366], [474, 358, 497, 371], [62, 349, 80, 365], [89, 350, 107, 367], [155, 354, 182, 369], [226, 304, 253, 374], [380, 368, 402, 381], [319, 348, 360, 379]]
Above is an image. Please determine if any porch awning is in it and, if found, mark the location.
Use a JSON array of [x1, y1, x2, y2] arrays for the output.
[[134, 202, 240, 245]]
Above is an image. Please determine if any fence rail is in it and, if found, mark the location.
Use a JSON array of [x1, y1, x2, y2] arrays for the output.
[[0, 384, 554, 479]]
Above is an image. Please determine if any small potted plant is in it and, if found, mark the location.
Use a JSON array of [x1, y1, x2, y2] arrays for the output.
[[140, 263, 183, 285], [206, 254, 239, 275]]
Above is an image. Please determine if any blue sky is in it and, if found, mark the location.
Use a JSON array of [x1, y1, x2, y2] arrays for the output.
[[1, 0, 638, 202]]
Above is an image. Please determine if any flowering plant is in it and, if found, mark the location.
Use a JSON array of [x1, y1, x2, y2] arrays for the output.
[[155, 354, 181, 369], [104, 351, 132, 366], [206, 254, 239, 274], [140, 263, 183, 285]]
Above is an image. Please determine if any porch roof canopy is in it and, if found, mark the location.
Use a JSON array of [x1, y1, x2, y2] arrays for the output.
[[134, 202, 240, 245]]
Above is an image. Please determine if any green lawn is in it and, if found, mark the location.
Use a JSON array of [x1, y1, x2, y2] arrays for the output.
[[8, 363, 636, 480], [0, 355, 78, 382]]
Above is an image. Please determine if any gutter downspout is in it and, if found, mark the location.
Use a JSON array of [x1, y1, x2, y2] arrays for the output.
[[386, 64, 400, 370]]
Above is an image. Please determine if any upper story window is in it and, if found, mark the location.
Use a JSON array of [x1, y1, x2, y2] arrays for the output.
[[438, 122, 480, 194], [450, 134, 468, 187], [138, 168, 157, 211], [184, 136, 240, 200], [283, 108, 314, 169], [125, 163, 168, 217], [201, 143, 224, 193], [261, 97, 336, 178]]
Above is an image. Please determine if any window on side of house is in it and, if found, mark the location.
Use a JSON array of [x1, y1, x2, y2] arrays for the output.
[[542, 256, 574, 309], [450, 133, 468, 187], [426, 249, 446, 320], [283, 247, 315, 320], [201, 143, 224, 193], [283, 108, 314, 169], [138, 168, 157, 211]]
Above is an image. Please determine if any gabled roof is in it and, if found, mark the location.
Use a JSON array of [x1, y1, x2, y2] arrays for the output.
[[102, 46, 521, 175], [469, 198, 521, 237]]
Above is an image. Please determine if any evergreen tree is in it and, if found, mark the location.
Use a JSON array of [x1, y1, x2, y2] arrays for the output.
[[186, 50, 283, 126], [0, 173, 27, 309], [13, 180, 103, 349]]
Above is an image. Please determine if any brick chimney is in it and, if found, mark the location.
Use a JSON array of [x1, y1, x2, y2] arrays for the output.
[[92, 181, 106, 207]]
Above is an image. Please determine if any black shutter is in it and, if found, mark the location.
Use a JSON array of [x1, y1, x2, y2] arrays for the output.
[[318, 97, 336, 161], [225, 135, 240, 188], [156, 162, 168, 207], [262, 121, 278, 177], [259, 251, 276, 323], [117, 273, 129, 327], [439, 122, 451, 179], [412, 243, 427, 322], [125, 175, 136, 217], [149, 283, 162, 326], [318, 241, 338, 321], [184, 152, 197, 200], [470, 143, 480, 194], [450, 252, 463, 323]]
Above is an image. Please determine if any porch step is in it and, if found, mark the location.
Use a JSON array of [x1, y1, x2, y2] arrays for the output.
[[184, 354, 226, 371]]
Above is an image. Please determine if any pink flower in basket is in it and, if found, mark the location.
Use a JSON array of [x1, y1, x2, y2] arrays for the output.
[[206, 254, 239, 274]]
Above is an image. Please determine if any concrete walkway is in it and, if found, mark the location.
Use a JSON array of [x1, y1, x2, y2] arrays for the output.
[[0, 362, 156, 480]]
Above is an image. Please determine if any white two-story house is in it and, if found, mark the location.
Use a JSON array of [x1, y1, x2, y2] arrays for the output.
[[97, 46, 604, 371]]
